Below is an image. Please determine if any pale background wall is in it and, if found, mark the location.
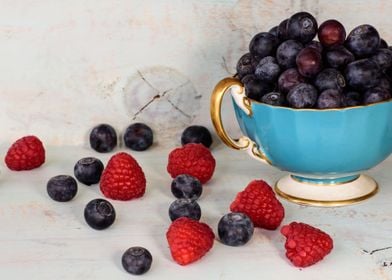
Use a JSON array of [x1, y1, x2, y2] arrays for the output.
[[1, 0, 392, 146]]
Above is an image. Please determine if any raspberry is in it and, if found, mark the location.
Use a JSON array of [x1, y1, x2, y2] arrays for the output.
[[5, 135, 45, 171], [281, 222, 333, 267], [230, 180, 284, 230], [166, 217, 215, 265], [100, 152, 146, 200], [167, 143, 215, 184]]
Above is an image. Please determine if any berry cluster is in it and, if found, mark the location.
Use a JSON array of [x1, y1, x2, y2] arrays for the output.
[[237, 12, 392, 109]]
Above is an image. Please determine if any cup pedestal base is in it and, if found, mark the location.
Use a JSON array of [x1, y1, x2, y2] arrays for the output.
[[275, 174, 378, 207]]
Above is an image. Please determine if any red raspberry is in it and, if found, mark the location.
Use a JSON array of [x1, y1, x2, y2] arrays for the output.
[[100, 152, 146, 200], [167, 143, 215, 184], [5, 135, 45, 171], [281, 222, 333, 267], [230, 180, 284, 230], [166, 217, 215, 265]]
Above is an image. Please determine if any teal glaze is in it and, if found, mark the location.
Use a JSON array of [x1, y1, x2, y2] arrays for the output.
[[232, 98, 392, 177], [291, 175, 360, 185]]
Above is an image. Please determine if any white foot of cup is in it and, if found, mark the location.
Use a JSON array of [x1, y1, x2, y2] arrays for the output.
[[275, 174, 378, 207]]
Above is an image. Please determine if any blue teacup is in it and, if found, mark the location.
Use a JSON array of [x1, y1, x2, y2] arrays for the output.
[[210, 77, 392, 207]]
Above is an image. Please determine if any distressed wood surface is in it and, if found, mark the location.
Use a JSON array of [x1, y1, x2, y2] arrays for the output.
[[1, 0, 392, 145], [0, 145, 391, 279]]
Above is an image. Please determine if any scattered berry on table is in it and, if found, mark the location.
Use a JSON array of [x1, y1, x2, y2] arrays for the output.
[[169, 199, 201, 221], [166, 217, 214, 265], [281, 222, 333, 267], [230, 180, 284, 230], [5, 135, 45, 171], [171, 174, 202, 200], [89, 124, 117, 153], [84, 198, 116, 230], [47, 175, 78, 202], [123, 123, 153, 151], [100, 152, 146, 200], [167, 143, 216, 184], [181, 125, 213, 148], [122, 247, 153, 275], [74, 157, 104, 186], [218, 212, 254, 246]]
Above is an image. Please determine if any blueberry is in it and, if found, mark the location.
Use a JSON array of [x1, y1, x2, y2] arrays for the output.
[[314, 68, 346, 93], [345, 59, 381, 91], [47, 175, 78, 202], [278, 68, 306, 94], [269, 26, 279, 37], [89, 124, 117, 153], [287, 12, 318, 44], [249, 32, 279, 59], [122, 247, 152, 275], [181, 125, 212, 148], [306, 40, 323, 53], [276, 40, 303, 69], [171, 174, 202, 200], [287, 83, 318, 108], [371, 49, 392, 70], [261, 92, 285, 106], [317, 89, 343, 109], [74, 157, 104, 186], [380, 38, 388, 49], [363, 87, 391, 105], [378, 77, 391, 92], [255, 60, 281, 82], [168, 199, 201, 221], [277, 19, 289, 41], [218, 213, 254, 246], [317, 19, 346, 48], [258, 56, 277, 64], [243, 76, 275, 101], [84, 198, 116, 230], [342, 91, 361, 107], [345, 24, 380, 57], [296, 47, 323, 78], [236, 53, 255, 79], [240, 74, 255, 84], [123, 123, 153, 151], [325, 46, 354, 69]]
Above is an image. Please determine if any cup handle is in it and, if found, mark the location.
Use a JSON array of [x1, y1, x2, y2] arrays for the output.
[[210, 77, 272, 165]]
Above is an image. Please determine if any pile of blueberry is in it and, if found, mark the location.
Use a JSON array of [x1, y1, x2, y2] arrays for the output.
[[236, 12, 392, 109]]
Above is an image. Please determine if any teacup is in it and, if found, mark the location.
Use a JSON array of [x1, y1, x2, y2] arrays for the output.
[[210, 77, 392, 207]]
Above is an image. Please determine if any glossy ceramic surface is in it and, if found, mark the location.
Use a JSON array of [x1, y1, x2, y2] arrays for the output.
[[233, 97, 392, 177]]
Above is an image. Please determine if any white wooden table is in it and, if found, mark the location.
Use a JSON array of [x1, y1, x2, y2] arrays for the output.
[[0, 144, 391, 280]]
